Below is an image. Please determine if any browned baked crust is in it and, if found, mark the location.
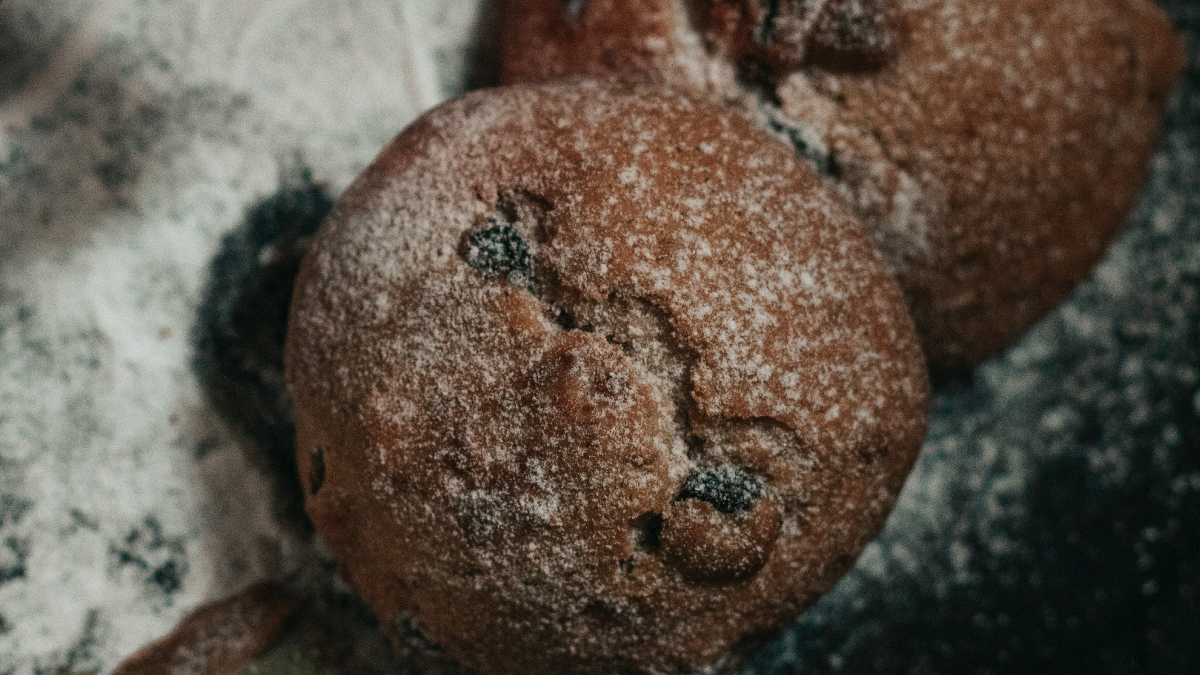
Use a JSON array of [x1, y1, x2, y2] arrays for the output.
[[285, 83, 928, 675], [501, 0, 1185, 370], [111, 582, 297, 675]]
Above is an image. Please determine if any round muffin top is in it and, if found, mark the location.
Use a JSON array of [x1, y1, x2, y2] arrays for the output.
[[500, 0, 1184, 370], [285, 82, 929, 675]]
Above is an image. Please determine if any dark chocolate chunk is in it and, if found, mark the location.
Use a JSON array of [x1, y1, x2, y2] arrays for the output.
[[680, 465, 763, 514], [463, 220, 536, 291]]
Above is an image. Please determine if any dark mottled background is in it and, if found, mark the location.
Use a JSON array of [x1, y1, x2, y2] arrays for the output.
[[0, 1, 1196, 674]]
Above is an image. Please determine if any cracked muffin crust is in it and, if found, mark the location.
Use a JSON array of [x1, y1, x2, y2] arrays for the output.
[[500, 0, 1185, 370], [285, 83, 929, 675]]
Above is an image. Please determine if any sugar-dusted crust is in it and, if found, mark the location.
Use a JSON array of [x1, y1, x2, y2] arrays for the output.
[[111, 582, 297, 675], [500, 0, 1185, 370], [285, 83, 928, 675]]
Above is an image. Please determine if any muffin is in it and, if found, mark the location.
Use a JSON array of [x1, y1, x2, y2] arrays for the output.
[[500, 0, 1185, 369], [285, 83, 929, 674]]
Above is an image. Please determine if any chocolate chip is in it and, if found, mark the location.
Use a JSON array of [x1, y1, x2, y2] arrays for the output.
[[680, 465, 763, 513], [463, 220, 535, 291]]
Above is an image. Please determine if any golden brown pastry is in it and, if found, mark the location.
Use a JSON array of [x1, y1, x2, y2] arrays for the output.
[[285, 82, 929, 675], [501, 0, 1185, 370]]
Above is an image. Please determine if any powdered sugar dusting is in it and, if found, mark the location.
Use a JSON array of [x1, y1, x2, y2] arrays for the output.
[[286, 82, 928, 675], [501, 0, 1183, 368]]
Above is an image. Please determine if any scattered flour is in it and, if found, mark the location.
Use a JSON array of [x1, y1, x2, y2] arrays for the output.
[[0, 0, 1195, 674]]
